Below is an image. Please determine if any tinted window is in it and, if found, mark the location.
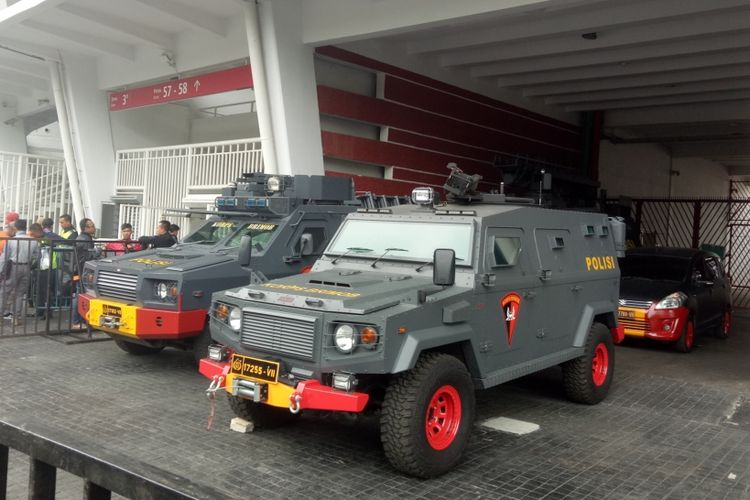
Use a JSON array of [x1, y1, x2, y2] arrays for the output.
[[620, 255, 690, 282], [492, 236, 521, 267], [225, 223, 279, 250], [183, 220, 239, 245]]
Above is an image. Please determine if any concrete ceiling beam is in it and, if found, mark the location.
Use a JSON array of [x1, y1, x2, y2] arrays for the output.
[[0, 53, 47, 78], [0, 68, 48, 90], [523, 65, 750, 97], [545, 78, 750, 104], [471, 32, 750, 77], [496, 50, 750, 87], [441, 9, 750, 67], [22, 20, 136, 60], [56, 4, 175, 51], [131, 0, 226, 37], [563, 89, 750, 112], [410, 0, 749, 55], [606, 100, 750, 127]]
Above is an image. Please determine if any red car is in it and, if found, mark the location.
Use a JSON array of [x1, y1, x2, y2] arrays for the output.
[[618, 247, 731, 352]]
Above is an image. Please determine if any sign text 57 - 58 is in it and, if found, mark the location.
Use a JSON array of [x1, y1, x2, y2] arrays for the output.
[[109, 65, 253, 111]]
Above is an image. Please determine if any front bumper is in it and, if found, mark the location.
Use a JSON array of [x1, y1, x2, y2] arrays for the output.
[[618, 306, 689, 342], [79, 294, 206, 339], [199, 358, 369, 413]]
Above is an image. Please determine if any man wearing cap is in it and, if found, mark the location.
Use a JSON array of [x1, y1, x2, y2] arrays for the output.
[[0, 212, 19, 254]]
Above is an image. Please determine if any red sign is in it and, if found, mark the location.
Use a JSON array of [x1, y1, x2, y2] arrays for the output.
[[109, 65, 253, 111]]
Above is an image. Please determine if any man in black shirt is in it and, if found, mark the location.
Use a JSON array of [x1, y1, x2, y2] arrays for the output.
[[139, 220, 176, 249]]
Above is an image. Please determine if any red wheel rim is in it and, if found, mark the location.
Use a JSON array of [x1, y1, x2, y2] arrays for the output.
[[723, 311, 731, 336], [685, 321, 694, 348], [425, 384, 462, 451], [591, 343, 609, 387]]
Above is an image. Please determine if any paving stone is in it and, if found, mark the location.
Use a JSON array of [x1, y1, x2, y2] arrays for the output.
[[0, 321, 748, 499]]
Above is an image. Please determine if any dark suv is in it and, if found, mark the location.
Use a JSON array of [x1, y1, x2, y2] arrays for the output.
[[618, 247, 731, 352]]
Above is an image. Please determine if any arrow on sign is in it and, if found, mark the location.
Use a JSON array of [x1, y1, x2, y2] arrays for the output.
[[194, 80, 201, 92]]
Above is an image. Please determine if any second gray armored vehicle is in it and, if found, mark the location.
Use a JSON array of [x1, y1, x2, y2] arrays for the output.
[[78, 173, 357, 360], [201, 166, 625, 477]]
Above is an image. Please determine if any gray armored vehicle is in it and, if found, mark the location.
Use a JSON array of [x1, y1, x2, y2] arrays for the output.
[[78, 173, 357, 361], [201, 166, 625, 477]]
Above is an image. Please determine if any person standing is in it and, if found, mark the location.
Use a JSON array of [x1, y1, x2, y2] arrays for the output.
[[72, 218, 98, 328], [104, 223, 142, 256], [169, 224, 180, 243], [0, 219, 40, 326], [58, 214, 78, 240], [138, 220, 176, 249], [0, 212, 19, 254], [36, 218, 61, 320]]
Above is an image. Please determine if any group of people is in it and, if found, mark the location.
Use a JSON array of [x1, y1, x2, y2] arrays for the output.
[[0, 212, 181, 328]]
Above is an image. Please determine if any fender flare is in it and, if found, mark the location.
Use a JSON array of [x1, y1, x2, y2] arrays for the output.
[[391, 324, 474, 373], [572, 301, 618, 347]]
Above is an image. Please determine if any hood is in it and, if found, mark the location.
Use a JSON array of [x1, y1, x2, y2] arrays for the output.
[[228, 269, 436, 314], [98, 245, 237, 273], [620, 277, 686, 303]]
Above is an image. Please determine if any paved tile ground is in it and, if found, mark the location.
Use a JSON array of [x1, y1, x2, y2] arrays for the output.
[[1, 315, 749, 499]]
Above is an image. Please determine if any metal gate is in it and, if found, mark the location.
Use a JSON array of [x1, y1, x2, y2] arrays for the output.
[[614, 189, 750, 309]]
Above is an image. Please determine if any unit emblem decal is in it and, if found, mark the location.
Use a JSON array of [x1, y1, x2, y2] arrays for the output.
[[500, 292, 522, 346]]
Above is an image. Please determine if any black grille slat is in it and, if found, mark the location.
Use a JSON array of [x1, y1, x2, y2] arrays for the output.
[[97, 271, 138, 303], [241, 309, 316, 359]]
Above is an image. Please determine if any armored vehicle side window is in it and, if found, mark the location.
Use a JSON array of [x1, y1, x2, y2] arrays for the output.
[[491, 236, 521, 267], [183, 220, 240, 245], [226, 223, 279, 251], [294, 227, 326, 255]]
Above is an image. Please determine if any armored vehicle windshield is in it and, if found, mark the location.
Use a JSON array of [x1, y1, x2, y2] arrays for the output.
[[325, 218, 474, 263], [183, 219, 279, 252]]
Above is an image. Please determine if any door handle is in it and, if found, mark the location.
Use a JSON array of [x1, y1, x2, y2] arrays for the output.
[[523, 291, 537, 299], [571, 285, 583, 292]]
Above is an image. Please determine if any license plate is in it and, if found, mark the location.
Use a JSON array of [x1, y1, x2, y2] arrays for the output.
[[102, 304, 122, 318], [618, 309, 635, 319], [230, 354, 280, 383]]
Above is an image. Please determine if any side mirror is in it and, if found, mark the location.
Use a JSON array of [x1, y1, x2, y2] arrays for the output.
[[239, 235, 252, 267], [433, 248, 456, 287], [300, 233, 314, 256]]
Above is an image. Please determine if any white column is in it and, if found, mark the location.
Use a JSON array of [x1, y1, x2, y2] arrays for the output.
[[256, 0, 325, 176], [48, 59, 85, 223], [57, 54, 117, 224]]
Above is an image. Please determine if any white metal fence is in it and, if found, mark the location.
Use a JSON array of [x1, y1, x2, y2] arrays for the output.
[[0, 151, 73, 224], [115, 137, 263, 237]]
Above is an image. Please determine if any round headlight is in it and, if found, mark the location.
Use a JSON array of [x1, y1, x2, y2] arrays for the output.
[[266, 176, 281, 192], [334, 324, 357, 353], [229, 307, 242, 331], [156, 282, 168, 299]]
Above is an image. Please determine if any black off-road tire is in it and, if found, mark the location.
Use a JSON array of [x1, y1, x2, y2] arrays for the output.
[[113, 338, 164, 355], [191, 323, 212, 365], [226, 394, 298, 429], [675, 316, 695, 353], [562, 322, 614, 405], [380, 353, 475, 478]]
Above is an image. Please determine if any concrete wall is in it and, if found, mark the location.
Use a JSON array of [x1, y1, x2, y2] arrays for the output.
[[110, 104, 191, 150], [190, 113, 259, 143], [0, 103, 27, 154], [599, 141, 729, 199]]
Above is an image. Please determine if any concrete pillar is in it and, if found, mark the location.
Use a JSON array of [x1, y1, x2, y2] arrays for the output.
[[0, 101, 28, 154], [58, 54, 116, 224], [257, 0, 325, 176]]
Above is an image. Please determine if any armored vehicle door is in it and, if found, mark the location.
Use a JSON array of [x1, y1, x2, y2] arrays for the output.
[[472, 227, 541, 374], [533, 228, 579, 352]]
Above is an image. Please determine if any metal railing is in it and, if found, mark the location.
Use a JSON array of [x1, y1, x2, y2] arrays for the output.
[[0, 151, 73, 223], [0, 419, 229, 499]]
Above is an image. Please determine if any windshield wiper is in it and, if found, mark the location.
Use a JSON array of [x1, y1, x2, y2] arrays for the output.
[[416, 256, 464, 272], [370, 248, 408, 268], [331, 247, 373, 264]]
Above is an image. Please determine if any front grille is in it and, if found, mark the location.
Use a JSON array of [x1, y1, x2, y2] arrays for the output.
[[96, 271, 138, 303], [619, 317, 648, 332], [241, 308, 316, 359], [619, 299, 653, 309]]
